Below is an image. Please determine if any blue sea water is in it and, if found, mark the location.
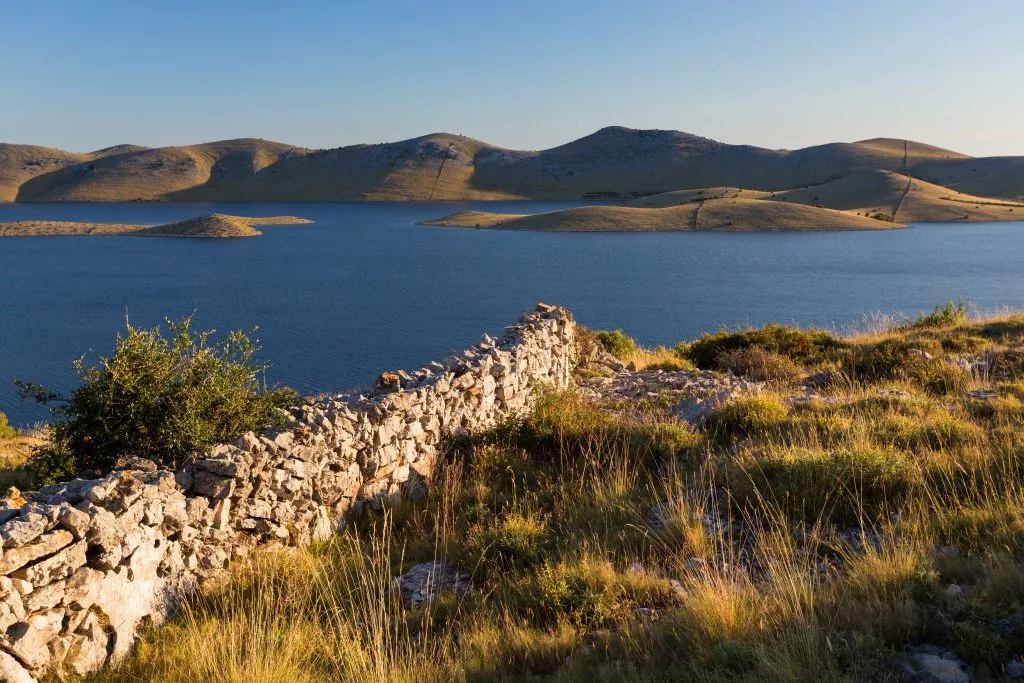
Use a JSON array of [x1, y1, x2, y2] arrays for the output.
[[2, 201, 1023, 425]]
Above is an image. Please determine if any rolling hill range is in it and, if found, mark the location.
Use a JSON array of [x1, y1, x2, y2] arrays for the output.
[[2, 127, 1023, 204]]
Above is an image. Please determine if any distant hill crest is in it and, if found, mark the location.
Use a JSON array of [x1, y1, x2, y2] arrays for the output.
[[0, 127, 1020, 202]]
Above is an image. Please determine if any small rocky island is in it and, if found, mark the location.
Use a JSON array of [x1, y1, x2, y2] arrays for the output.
[[0, 213, 314, 238]]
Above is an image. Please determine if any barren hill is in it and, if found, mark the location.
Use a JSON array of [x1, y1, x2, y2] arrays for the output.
[[2, 127, 1022, 203]]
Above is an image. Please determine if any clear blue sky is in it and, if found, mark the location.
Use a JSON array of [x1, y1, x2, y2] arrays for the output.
[[4, 0, 1022, 156]]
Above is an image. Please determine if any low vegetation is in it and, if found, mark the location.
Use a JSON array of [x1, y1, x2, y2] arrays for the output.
[[0, 412, 43, 490], [7, 305, 1024, 681], [585, 328, 695, 372], [0, 412, 15, 441], [679, 323, 848, 369], [16, 318, 293, 484]]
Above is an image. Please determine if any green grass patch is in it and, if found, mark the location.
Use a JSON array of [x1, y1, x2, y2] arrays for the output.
[[707, 395, 789, 436], [736, 445, 919, 522], [590, 329, 638, 359]]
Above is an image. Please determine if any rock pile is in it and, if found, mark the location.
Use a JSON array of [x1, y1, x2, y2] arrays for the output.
[[577, 366, 764, 427], [0, 304, 578, 682], [393, 561, 469, 608]]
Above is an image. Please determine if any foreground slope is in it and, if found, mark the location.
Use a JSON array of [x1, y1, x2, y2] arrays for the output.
[[48, 307, 1024, 682], [3, 127, 1022, 202]]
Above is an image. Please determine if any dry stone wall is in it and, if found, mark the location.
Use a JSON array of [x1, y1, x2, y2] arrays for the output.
[[0, 304, 577, 682]]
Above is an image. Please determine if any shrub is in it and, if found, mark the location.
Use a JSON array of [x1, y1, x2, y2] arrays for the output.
[[901, 300, 968, 331], [846, 339, 921, 380], [18, 317, 295, 482], [0, 413, 15, 441], [715, 346, 803, 383], [590, 329, 637, 359], [465, 512, 549, 574], [681, 325, 846, 369], [707, 395, 789, 436], [533, 562, 615, 627]]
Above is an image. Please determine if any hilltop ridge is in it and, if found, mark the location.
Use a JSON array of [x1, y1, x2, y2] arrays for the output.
[[2, 127, 1022, 204]]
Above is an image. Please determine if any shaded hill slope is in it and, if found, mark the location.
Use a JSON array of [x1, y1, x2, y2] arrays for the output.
[[628, 170, 1024, 222]]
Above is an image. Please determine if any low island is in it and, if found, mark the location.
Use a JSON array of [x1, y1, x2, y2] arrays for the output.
[[421, 170, 1024, 232], [0, 213, 314, 238], [420, 201, 902, 232]]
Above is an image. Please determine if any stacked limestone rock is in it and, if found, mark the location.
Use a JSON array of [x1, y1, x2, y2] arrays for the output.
[[0, 304, 577, 682]]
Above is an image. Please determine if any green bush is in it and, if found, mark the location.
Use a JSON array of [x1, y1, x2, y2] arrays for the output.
[[0, 413, 15, 441], [707, 395, 789, 436], [18, 317, 295, 483], [533, 562, 615, 627], [465, 513, 549, 575], [680, 324, 846, 369], [900, 300, 968, 331], [591, 329, 638, 359]]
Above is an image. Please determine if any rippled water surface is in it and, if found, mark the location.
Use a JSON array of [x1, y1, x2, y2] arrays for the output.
[[2, 201, 1024, 424]]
